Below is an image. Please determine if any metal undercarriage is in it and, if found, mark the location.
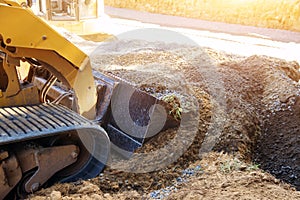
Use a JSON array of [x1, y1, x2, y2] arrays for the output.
[[0, 104, 110, 199]]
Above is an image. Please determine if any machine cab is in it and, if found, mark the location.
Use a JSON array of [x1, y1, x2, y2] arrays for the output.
[[36, 0, 102, 20]]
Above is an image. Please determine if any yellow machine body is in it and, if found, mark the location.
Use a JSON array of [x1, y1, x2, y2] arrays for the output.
[[0, 0, 97, 118], [0, 2, 111, 199]]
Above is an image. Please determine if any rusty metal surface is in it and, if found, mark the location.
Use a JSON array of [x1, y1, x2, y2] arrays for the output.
[[16, 145, 79, 193], [0, 153, 22, 200], [33, 77, 73, 108], [0, 145, 79, 195], [92, 71, 117, 123], [0, 151, 8, 161]]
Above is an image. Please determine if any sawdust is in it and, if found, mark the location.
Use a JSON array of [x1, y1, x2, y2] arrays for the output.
[[29, 39, 300, 199]]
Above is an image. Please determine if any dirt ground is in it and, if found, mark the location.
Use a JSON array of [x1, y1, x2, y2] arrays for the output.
[[29, 38, 300, 199]]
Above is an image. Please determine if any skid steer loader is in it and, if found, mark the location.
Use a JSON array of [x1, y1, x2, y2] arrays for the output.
[[0, 1, 178, 199]]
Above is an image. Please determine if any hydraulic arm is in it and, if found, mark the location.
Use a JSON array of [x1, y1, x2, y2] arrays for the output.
[[0, 0, 97, 119]]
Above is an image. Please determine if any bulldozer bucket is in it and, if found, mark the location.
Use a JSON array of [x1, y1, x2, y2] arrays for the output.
[[93, 71, 179, 157]]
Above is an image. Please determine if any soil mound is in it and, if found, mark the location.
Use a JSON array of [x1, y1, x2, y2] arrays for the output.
[[30, 40, 300, 199]]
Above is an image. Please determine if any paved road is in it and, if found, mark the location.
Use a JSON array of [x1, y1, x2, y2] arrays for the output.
[[96, 6, 300, 62], [105, 6, 300, 43]]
